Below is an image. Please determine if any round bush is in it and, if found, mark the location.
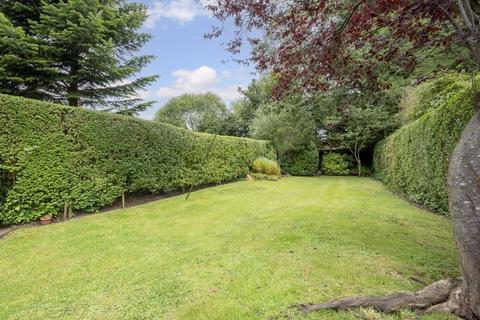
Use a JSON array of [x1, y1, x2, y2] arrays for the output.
[[252, 157, 280, 175], [321, 153, 353, 176], [281, 142, 319, 176]]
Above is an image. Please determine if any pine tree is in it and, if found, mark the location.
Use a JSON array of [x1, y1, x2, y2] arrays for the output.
[[0, 0, 157, 115], [0, 4, 52, 100]]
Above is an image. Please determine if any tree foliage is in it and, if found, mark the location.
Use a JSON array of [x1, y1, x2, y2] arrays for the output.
[[227, 76, 397, 176], [252, 95, 316, 157], [0, 0, 157, 114], [0, 12, 45, 100], [318, 89, 399, 176], [154, 93, 228, 134], [251, 94, 319, 175], [205, 0, 475, 95], [222, 75, 277, 137]]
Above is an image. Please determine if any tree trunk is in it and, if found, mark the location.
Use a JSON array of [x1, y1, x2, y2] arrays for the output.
[[456, 0, 480, 66], [356, 157, 362, 177], [67, 96, 79, 107], [67, 82, 79, 107], [67, 63, 80, 107], [448, 111, 480, 319], [352, 149, 362, 177]]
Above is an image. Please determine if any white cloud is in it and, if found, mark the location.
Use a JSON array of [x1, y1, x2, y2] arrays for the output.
[[153, 65, 243, 101], [145, 0, 209, 27], [156, 65, 218, 97], [138, 65, 248, 119], [214, 85, 243, 101]]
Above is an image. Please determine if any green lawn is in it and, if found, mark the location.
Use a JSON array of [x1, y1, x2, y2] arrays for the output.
[[0, 177, 459, 320]]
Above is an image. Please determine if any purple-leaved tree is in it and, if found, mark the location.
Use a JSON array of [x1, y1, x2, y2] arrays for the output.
[[204, 0, 480, 318]]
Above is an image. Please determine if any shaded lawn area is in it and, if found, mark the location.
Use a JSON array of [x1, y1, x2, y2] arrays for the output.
[[0, 177, 459, 319]]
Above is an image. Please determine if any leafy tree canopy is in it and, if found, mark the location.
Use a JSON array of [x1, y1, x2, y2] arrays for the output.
[[251, 95, 317, 157], [323, 102, 398, 176], [221, 75, 277, 137], [155, 93, 228, 134], [205, 0, 475, 95]]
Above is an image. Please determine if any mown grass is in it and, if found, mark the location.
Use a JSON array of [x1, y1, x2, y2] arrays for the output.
[[0, 177, 459, 319]]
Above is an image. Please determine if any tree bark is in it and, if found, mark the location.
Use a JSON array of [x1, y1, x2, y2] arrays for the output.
[[67, 82, 79, 107], [298, 278, 463, 314], [67, 62, 80, 107], [350, 144, 362, 177], [67, 96, 79, 107], [448, 111, 480, 319], [356, 157, 362, 177]]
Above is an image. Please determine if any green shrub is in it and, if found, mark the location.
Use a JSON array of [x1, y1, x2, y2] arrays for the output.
[[374, 73, 476, 214], [0, 94, 275, 224], [321, 153, 353, 176], [252, 157, 280, 175], [281, 142, 319, 176]]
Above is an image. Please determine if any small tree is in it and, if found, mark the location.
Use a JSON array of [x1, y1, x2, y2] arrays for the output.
[[325, 105, 397, 176], [155, 93, 228, 134]]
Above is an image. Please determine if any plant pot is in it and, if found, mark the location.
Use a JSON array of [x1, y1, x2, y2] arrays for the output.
[[39, 216, 52, 225]]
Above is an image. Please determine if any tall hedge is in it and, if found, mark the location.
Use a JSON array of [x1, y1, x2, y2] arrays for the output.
[[0, 94, 275, 224], [374, 73, 476, 214]]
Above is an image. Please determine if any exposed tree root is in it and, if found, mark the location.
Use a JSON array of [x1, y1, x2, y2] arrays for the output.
[[298, 278, 472, 318]]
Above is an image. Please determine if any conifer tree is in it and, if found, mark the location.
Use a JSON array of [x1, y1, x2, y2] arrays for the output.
[[0, 8, 50, 100], [0, 0, 157, 115]]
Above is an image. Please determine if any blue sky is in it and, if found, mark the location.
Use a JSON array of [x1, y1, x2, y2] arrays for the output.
[[132, 0, 256, 119]]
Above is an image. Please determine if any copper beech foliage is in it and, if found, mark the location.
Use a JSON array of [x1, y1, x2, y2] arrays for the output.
[[204, 0, 465, 95]]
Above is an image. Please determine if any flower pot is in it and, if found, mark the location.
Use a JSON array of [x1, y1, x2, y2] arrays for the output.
[[39, 216, 52, 225]]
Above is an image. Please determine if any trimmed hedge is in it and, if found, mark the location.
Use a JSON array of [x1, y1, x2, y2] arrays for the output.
[[281, 141, 319, 176], [374, 73, 476, 214], [0, 94, 275, 224]]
